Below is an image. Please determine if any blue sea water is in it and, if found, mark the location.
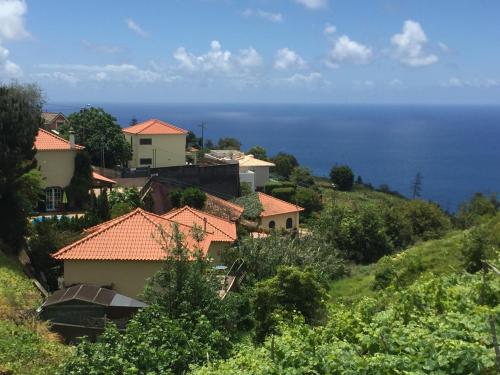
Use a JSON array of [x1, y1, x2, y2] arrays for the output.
[[47, 103, 500, 211]]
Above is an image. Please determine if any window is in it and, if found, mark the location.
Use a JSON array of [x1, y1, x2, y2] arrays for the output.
[[140, 158, 152, 165], [45, 187, 63, 211], [286, 218, 293, 229], [268, 220, 275, 229], [140, 138, 152, 145]]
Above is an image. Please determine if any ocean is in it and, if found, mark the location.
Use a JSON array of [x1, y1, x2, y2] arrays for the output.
[[46, 103, 500, 212]]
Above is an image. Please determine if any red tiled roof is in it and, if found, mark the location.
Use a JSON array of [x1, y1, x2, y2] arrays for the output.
[[53, 208, 212, 261], [204, 194, 244, 221], [92, 171, 116, 185], [163, 206, 237, 242], [122, 119, 187, 135], [258, 192, 304, 217], [34, 128, 84, 151]]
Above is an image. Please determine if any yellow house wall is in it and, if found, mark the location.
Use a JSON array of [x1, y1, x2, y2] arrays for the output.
[[127, 133, 186, 168], [63, 260, 163, 299], [260, 212, 300, 231], [35, 150, 76, 188]]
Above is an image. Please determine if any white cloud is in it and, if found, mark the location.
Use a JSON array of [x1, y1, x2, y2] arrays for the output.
[[283, 72, 326, 86], [328, 35, 372, 66], [391, 20, 438, 67], [174, 40, 263, 73], [0, 42, 22, 78], [353, 80, 375, 89], [125, 18, 148, 37], [243, 8, 283, 23], [324, 23, 336, 35], [294, 0, 327, 10], [389, 78, 403, 87], [440, 77, 500, 88], [274, 48, 306, 70], [0, 0, 29, 41], [35, 63, 178, 84], [438, 42, 450, 53]]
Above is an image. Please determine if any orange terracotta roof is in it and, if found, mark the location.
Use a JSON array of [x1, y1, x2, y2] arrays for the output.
[[92, 171, 116, 185], [53, 208, 213, 261], [163, 206, 237, 242], [258, 192, 304, 217], [34, 128, 84, 151], [204, 194, 244, 221], [122, 119, 187, 135]]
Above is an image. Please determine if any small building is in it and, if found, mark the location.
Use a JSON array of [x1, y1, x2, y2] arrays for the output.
[[123, 119, 187, 169], [34, 128, 84, 211], [204, 150, 275, 190], [41, 112, 67, 131], [257, 192, 304, 231], [38, 284, 146, 342], [52, 208, 236, 299]]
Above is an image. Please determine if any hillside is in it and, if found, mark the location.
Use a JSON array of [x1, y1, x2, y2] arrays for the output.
[[0, 250, 69, 375], [330, 229, 465, 302]]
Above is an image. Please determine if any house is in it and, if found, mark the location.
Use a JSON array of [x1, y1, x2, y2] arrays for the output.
[[38, 284, 146, 342], [122, 119, 188, 168], [162, 205, 237, 263], [257, 192, 304, 231], [34, 128, 84, 211], [41, 112, 67, 131], [52, 208, 236, 298], [204, 150, 275, 190]]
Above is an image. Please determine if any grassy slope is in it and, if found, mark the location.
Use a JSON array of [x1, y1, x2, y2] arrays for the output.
[[329, 229, 465, 302], [319, 183, 407, 209], [0, 251, 69, 374]]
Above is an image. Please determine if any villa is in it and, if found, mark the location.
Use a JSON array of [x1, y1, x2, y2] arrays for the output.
[[122, 119, 188, 168], [52, 207, 237, 298], [257, 192, 304, 231], [41, 112, 67, 131]]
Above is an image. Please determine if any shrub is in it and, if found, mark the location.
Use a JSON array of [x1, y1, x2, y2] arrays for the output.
[[180, 187, 207, 209], [372, 252, 424, 290], [110, 202, 133, 218], [247, 146, 268, 160], [170, 189, 183, 208], [233, 193, 263, 220], [271, 187, 295, 202], [66, 152, 92, 209], [290, 166, 315, 187], [329, 165, 354, 191], [456, 192, 498, 228], [294, 187, 323, 217], [264, 181, 284, 195], [401, 200, 450, 240], [271, 152, 299, 179]]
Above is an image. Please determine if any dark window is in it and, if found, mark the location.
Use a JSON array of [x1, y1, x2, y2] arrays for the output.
[[286, 218, 293, 229], [268, 220, 275, 229], [140, 158, 152, 165], [140, 138, 152, 145]]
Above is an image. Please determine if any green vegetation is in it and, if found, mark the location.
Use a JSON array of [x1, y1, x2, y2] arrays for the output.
[[290, 166, 315, 187], [66, 151, 92, 209], [247, 145, 268, 160], [329, 165, 354, 191], [59, 107, 131, 167], [217, 137, 241, 150], [0, 83, 43, 254], [0, 251, 69, 375], [108, 187, 142, 218], [270, 152, 298, 179], [170, 187, 207, 210], [233, 192, 263, 220]]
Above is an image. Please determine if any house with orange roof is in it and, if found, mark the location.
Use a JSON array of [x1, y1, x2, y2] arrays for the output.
[[122, 118, 187, 169], [257, 192, 304, 231], [52, 208, 236, 298], [163, 205, 237, 262], [34, 128, 84, 211]]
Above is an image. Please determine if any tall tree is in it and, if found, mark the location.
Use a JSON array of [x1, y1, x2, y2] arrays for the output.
[[0, 83, 43, 253], [329, 165, 354, 191], [218, 137, 241, 150], [247, 146, 268, 160], [271, 152, 299, 179], [59, 107, 131, 167], [411, 172, 423, 199]]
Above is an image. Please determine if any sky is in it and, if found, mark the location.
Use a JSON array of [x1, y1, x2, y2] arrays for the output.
[[0, 0, 499, 104]]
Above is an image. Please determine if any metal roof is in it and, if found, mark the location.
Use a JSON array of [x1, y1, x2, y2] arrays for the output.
[[41, 284, 147, 308]]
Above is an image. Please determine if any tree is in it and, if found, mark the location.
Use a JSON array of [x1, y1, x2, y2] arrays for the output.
[[329, 165, 354, 191], [247, 146, 268, 160], [108, 187, 142, 214], [66, 151, 93, 209], [456, 192, 498, 228], [411, 172, 423, 199], [59, 107, 131, 167], [95, 190, 110, 221], [294, 187, 323, 217], [180, 187, 207, 209], [0, 83, 43, 253], [130, 117, 138, 126], [253, 266, 327, 342], [186, 130, 199, 148], [290, 166, 315, 187], [271, 152, 299, 179], [461, 225, 495, 274], [218, 137, 241, 150]]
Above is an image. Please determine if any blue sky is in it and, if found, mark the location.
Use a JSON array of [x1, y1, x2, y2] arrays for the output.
[[0, 0, 499, 104]]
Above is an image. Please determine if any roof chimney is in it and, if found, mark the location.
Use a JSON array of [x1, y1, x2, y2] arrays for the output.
[[69, 128, 75, 149]]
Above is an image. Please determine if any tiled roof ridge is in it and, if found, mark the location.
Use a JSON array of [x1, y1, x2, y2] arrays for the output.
[[257, 192, 305, 214], [176, 205, 237, 241], [123, 118, 187, 134], [52, 208, 144, 259], [36, 128, 85, 150], [162, 206, 223, 238], [206, 193, 244, 212]]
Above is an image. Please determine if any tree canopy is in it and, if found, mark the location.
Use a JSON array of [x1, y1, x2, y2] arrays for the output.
[[247, 146, 268, 160], [271, 152, 299, 179], [59, 107, 131, 167], [329, 165, 354, 191], [217, 137, 241, 150]]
